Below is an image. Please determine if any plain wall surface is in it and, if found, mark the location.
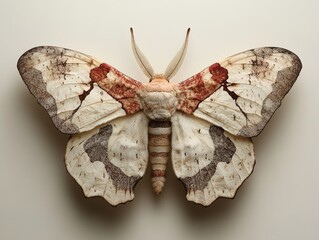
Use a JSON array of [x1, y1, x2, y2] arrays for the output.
[[1, 0, 318, 239]]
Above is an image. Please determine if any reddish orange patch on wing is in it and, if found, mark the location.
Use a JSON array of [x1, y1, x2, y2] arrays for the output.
[[177, 63, 228, 114], [90, 63, 111, 82], [90, 64, 144, 114]]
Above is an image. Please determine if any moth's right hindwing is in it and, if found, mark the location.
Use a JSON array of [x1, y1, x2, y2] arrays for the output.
[[66, 112, 149, 205], [17, 46, 141, 134]]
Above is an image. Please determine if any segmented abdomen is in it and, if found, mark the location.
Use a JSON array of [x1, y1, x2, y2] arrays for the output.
[[148, 120, 171, 195]]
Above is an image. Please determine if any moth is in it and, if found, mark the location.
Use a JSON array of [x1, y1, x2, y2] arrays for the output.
[[17, 29, 302, 206]]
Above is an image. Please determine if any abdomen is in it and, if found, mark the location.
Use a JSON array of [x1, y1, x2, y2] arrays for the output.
[[148, 120, 171, 195]]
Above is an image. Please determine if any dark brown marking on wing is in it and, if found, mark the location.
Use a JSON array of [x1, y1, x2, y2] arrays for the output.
[[222, 81, 249, 121], [84, 125, 140, 192], [180, 126, 236, 192], [238, 48, 302, 137], [17, 49, 80, 134]]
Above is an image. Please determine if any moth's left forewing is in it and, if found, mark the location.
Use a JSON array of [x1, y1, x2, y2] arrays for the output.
[[65, 112, 148, 206], [192, 47, 302, 137]]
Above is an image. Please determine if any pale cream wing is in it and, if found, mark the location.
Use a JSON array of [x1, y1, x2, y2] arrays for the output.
[[171, 112, 255, 206], [65, 112, 148, 206], [18, 46, 143, 134], [192, 47, 302, 137]]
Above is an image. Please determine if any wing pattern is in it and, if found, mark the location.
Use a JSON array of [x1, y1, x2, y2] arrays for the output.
[[18, 45, 301, 206], [17, 46, 143, 134], [171, 112, 254, 206], [191, 47, 302, 137], [66, 112, 148, 205]]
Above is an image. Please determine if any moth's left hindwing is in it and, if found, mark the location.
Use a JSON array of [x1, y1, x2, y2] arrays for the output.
[[17, 46, 143, 134], [171, 112, 254, 206], [66, 112, 148, 205]]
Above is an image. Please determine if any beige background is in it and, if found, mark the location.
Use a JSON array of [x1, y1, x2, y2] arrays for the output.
[[1, 0, 318, 239]]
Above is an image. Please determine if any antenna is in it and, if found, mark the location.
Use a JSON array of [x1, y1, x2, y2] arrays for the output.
[[164, 28, 190, 80], [130, 28, 155, 79]]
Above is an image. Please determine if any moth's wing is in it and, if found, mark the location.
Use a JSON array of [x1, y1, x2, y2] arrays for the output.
[[18, 46, 144, 134], [171, 112, 255, 206], [65, 112, 148, 206], [176, 47, 302, 137]]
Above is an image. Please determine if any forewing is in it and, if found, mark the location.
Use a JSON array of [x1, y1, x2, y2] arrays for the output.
[[171, 112, 255, 206], [65, 112, 148, 206], [178, 47, 302, 137], [18, 46, 143, 134]]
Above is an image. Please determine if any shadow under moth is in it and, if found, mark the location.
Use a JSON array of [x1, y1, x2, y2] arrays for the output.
[[17, 29, 302, 206]]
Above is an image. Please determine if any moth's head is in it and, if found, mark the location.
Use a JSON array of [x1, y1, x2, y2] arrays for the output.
[[149, 74, 168, 83], [130, 28, 190, 82]]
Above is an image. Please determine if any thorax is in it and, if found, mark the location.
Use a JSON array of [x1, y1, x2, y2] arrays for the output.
[[140, 77, 178, 120]]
